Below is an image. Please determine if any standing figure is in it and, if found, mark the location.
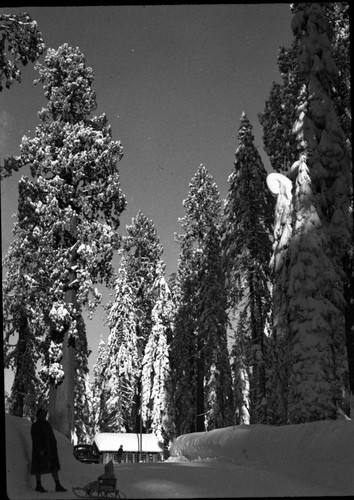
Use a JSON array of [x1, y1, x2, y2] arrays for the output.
[[31, 408, 67, 493], [117, 445, 123, 463]]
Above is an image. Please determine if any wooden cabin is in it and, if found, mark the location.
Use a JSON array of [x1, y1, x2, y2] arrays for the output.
[[93, 432, 164, 463]]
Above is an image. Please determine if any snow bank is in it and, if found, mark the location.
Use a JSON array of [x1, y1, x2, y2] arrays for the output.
[[169, 420, 354, 494], [5, 412, 354, 498]]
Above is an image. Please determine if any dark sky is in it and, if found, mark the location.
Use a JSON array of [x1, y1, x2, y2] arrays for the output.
[[1, 4, 293, 386]]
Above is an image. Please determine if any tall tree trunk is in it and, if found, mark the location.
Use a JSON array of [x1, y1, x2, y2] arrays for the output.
[[249, 272, 267, 423], [49, 216, 77, 440], [255, 289, 267, 423], [196, 337, 205, 432], [10, 312, 28, 417], [343, 252, 354, 398], [49, 283, 77, 440]]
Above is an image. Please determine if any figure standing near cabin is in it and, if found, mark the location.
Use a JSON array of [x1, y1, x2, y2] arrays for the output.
[[117, 445, 123, 463], [30, 408, 67, 493]]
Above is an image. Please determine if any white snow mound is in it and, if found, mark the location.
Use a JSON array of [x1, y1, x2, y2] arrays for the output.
[[169, 420, 354, 494]]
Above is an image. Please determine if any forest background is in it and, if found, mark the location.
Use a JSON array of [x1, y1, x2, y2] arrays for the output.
[[1, 4, 293, 391], [1, 3, 352, 443]]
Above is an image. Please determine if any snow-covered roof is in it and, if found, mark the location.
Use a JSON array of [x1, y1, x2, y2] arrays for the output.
[[93, 432, 163, 453]]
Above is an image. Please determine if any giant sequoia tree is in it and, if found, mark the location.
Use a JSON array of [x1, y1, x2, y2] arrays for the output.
[[260, 2, 353, 395], [291, 2, 353, 398], [286, 158, 349, 422], [265, 2, 351, 423], [3, 44, 126, 438], [267, 157, 349, 423]]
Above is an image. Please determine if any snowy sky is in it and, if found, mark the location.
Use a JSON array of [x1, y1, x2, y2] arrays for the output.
[[1, 4, 293, 388]]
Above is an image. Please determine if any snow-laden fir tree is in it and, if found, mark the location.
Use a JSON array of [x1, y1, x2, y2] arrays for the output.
[[172, 164, 233, 433], [122, 211, 164, 362], [3, 44, 126, 438], [106, 211, 164, 432], [222, 113, 274, 424], [91, 336, 111, 435], [105, 260, 139, 432], [141, 261, 176, 445]]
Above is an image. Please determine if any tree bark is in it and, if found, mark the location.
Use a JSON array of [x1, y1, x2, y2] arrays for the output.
[[49, 216, 77, 441], [49, 284, 76, 441], [196, 337, 205, 432]]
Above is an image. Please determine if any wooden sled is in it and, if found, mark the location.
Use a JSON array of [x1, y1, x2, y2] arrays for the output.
[[72, 477, 125, 498]]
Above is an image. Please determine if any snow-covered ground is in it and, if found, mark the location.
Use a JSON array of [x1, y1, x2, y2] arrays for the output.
[[5, 412, 354, 499]]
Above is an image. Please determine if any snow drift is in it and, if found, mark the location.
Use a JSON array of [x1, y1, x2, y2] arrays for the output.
[[169, 420, 354, 494]]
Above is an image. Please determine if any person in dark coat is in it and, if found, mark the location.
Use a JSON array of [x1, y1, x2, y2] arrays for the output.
[[117, 445, 123, 463], [31, 408, 67, 493]]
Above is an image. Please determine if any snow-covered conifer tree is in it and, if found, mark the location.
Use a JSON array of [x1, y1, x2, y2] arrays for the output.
[[286, 157, 349, 422], [3, 44, 126, 438], [91, 335, 110, 435], [105, 259, 139, 432], [0, 12, 45, 94], [291, 2, 352, 399], [259, 3, 350, 174], [223, 113, 274, 424], [141, 261, 175, 443], [170, 236, 199, 434], [198, 225, 234, 429], [106, 211, 163, 432], [172, 164, 229, 433], [0, 12, 45, 179], [258, 41, 302, 173], [260, 2, 353, 396], [122, 211, 164, 360], [267, 156, 349, 423], [3, 178, 53, 418]]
